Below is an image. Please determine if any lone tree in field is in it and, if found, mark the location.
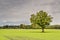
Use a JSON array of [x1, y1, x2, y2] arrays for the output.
[[30, 10, 52, 32]]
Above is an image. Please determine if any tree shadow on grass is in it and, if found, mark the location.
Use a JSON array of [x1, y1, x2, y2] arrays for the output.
[[29, 31, 52, 33]]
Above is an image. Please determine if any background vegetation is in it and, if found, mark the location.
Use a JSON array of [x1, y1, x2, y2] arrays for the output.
[[0, 24, 60, 29]]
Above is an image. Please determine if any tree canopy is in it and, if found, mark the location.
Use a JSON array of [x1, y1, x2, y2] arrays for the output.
[[30, 10, 53, 32]]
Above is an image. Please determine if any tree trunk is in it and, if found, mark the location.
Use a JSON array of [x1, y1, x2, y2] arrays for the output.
[[42, 27, 44, 32]]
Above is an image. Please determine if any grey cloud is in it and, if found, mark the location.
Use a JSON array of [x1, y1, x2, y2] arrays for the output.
[[0, 0, 60, 25]]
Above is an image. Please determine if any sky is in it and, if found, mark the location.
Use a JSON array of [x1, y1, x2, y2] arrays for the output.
[[0, 0, 60, 25]]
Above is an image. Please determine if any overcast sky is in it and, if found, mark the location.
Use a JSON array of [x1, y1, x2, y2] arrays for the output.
[[0, 0, 60, 25]]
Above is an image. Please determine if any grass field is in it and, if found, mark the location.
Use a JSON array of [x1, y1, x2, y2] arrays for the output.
[[0, 29, 60, 40]]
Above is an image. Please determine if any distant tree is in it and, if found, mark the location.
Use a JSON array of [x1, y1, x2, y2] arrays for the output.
[[19, 24, 31, 29], [3, 25, 8, 29], [31, 24, 40, 29], [24, 25, 31, 29], [30, 10, 53, 32], [20, 24, 26, 29]]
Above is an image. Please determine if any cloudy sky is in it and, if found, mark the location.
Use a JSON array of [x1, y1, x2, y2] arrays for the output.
[[0, 0, 60, 25]]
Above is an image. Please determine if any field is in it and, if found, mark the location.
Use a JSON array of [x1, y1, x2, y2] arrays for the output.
[[0, 29, 60, 40]]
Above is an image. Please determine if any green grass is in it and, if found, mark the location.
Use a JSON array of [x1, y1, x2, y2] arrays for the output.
[[0, 29, 60, 40]]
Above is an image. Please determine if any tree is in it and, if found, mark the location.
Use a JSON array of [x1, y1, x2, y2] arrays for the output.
[[20, 24, 26, 29], [30, 10, 53, 32], [31, 24, 40, 29], [3, 25, 9, 29]]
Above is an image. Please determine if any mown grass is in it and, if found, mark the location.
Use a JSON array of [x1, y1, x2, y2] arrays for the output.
[[0, 29, 60, 40]]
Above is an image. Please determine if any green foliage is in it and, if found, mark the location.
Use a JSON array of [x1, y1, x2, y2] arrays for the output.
[[46, 25, 60, 29], [30, 10, 53, 32], [31, 24, 41, 29], [2, 25, 19, 29], [19, 24, 25, 29], [20, 24, 31, 29]]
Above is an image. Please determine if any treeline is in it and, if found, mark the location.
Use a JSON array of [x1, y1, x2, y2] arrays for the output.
[[0, 24, 32, 29], [46, 25, 60, 29], [0, 24, 60, 29]]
